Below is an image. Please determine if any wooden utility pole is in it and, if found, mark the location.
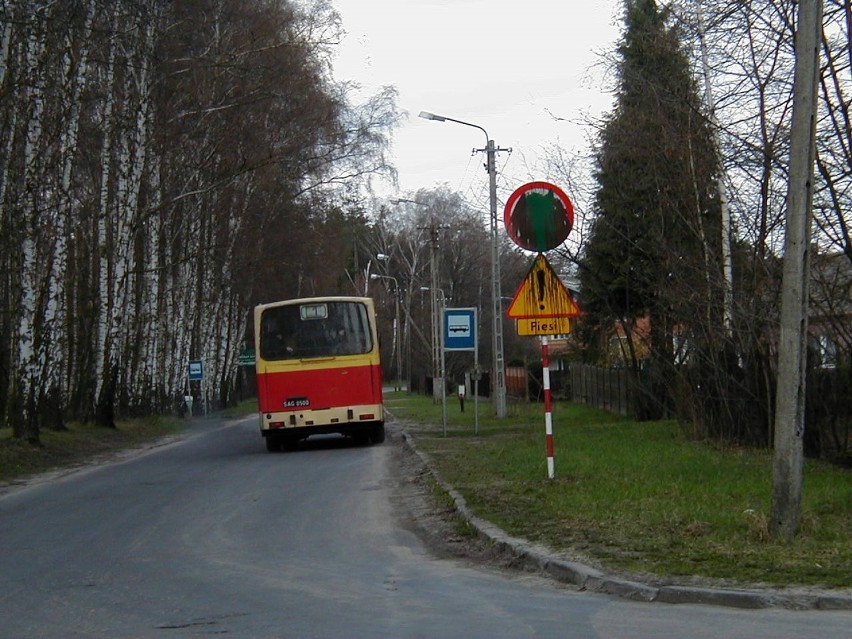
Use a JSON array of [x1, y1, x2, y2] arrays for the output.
[[771, 0, 822, 541]]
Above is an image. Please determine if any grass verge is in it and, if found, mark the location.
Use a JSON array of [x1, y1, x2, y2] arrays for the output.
[[387, 391, 852, 589], [0, 400, 260, 486], [0, 416, 185, 484]]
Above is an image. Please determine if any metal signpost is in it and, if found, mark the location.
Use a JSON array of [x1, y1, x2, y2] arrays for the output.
[[187, 360, 205, 416], [443, 307, 478, 435], [504, 182, 580, 479]]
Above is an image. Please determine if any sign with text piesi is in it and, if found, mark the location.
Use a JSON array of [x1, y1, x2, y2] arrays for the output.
[[516, 317, 573, 336]]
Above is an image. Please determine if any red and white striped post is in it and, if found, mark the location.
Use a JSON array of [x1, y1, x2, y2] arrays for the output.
[[542, 336, 555, 479]]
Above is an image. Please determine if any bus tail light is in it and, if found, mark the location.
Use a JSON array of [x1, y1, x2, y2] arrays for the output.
[[359, 413, 375, 421]]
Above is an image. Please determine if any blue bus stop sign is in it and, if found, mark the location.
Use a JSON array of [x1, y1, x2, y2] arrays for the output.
[[443, 308, 476, 351], [188, 360, 204, 380]]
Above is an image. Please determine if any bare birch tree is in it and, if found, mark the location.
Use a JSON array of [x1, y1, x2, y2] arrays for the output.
[[0, 0, 399, 439]]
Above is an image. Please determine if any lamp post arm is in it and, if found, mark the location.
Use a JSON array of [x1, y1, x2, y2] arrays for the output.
[[443, 117, 488, 146], [419, 110, 489, 147]]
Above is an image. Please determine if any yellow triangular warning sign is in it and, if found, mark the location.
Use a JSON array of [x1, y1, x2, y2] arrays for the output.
[[506, 253, 581, 319]]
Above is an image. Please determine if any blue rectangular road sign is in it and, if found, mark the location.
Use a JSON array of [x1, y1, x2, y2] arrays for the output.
[[443, 308, 476, 351], [188, 360, 204, 380]]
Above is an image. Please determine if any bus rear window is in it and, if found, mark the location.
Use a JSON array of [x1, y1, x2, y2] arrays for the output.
[[260, 301, 372, 360]]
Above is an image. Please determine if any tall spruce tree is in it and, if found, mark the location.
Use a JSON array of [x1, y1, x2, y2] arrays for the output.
[[579, 0, 722, 419]]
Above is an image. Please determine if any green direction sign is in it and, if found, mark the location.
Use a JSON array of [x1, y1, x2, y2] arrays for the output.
[[504, 181, 574, 252], [237, 349, 255, 366]]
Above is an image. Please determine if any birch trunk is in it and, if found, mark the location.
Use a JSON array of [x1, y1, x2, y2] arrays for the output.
[[0, 5, 11, 88], [695, 2, 734, 336], [140, 158, 162, 409], [0, 2, 23, 429], [94, 2, 122, 427], [7, 9, 48, 441], [41, 3, 96, 429], [117, 14, 155, 414]]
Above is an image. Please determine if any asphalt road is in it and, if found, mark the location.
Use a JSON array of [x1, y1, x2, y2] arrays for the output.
[[0, 416, 848, 638]]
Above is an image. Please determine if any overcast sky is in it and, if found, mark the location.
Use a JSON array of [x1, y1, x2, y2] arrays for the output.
[[331, 0, 623, 206]]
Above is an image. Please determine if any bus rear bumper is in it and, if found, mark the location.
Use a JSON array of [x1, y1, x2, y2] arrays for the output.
[[259, 404, 384, 435]]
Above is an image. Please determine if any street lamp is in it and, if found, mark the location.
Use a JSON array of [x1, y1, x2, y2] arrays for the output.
[[419, 110, 507, 418], [371, 273, 403, 391]]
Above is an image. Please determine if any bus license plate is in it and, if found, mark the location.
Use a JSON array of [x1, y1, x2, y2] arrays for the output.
[[283, 397, 310, 408]]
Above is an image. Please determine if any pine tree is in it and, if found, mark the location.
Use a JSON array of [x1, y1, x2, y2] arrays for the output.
[[579, 0, 722, 419]]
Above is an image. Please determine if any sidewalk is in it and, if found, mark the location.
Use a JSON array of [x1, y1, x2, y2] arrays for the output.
[[399, 428, 852, 611]]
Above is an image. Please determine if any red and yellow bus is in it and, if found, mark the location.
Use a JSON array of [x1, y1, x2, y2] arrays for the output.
[[254, 296, 385, 451]]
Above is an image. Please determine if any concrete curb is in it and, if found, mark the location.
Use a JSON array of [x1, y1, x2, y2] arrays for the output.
[[400, 430, 852, 611]]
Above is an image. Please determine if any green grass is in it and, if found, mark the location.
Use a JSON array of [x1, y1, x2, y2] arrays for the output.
[[0, 416, 184, 484], [0, 401, 257, 485], [388, 391, 852, 589]]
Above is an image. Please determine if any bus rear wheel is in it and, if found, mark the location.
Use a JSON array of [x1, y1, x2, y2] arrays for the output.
[[265, 436, 281, 452], [371, 423, 385, 444]]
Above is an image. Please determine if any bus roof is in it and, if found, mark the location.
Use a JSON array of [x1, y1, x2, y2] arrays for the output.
[[254, 296, 374, 312]]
